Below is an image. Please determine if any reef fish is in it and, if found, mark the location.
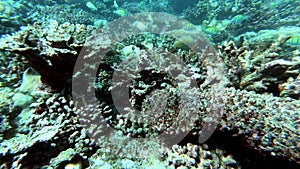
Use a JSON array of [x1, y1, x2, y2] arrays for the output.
[[204, 26, 219, 35], [86, 2, 97, 11], [232, 14, 248, 23], [286, 36, 300, 46]]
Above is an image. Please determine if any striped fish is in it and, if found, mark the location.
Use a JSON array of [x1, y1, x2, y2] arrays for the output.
[[286, 36, 300, 46], [204, 26, 219, 35]]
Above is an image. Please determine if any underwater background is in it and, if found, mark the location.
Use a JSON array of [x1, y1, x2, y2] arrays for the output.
[[0, 0, 299, 168]]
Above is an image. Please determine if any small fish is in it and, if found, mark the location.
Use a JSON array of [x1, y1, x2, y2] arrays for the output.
[[86, 2, 97, 11], [114, 8, 126, 16], [113, 0, 119, 8], [285, 36, 300, 46], [232, 14, 247, 23], [204, 26, 219, 35], [183, 23, 196, 31]]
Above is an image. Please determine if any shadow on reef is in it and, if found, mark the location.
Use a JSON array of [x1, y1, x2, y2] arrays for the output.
[[179, 130, 300, 169]]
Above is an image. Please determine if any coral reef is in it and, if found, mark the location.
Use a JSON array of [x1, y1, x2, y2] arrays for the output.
[[222, 87, 299, 162], [1, 19, 299, 168], [164, 144, 239, 168], [0, 20, 96, 90], [182, 0, 300, 43], [0, 1, 299, 168], [23, 0, 174, 28], [0, 0, 31, 34], [0, 94, 96, 168], [0, 52, 28, 88], [26, 1, 109, 25], [219, 26, 300, 99]]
